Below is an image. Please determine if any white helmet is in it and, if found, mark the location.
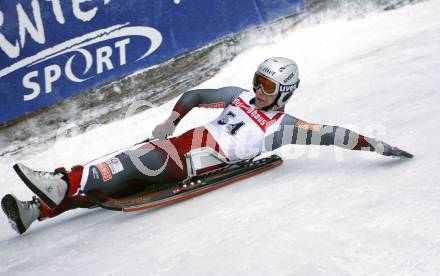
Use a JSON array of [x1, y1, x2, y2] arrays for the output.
[[253, 57, 300, 110]]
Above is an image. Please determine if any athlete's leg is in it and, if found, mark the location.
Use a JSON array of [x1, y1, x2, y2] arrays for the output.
[[2, 127, 224, 234], [2, 164, 92, 234], [83, 127, 225, 196]]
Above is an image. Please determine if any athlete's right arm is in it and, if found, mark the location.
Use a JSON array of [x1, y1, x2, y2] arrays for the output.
[[170, 86, 243, 126], [152, 86, 243, 140]]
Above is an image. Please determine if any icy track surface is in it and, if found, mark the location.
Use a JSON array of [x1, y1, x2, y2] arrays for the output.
[[1, 1, 440, 275]]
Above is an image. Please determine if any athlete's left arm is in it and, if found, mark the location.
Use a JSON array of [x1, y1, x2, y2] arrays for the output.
[[264, 114, 413, 157]]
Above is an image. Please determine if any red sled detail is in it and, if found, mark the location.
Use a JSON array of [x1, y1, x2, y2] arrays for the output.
[[124, 158, 282, 212], [86, 155, 283, 212]]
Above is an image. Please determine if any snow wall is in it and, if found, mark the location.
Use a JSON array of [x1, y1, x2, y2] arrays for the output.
[[0, 0, 304, 124]]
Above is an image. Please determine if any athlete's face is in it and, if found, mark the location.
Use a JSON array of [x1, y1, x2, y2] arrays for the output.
[[255, 87, 277, 109]]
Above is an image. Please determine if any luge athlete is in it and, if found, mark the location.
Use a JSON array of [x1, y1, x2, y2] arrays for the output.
[[2, 57, 413, 234]]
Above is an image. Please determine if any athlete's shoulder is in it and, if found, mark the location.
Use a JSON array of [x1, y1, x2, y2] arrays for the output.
[[278, 114, 322, 131], [231, 87, 253, 99], [217, 86, 249, 106], [218, 86, 248, 95]]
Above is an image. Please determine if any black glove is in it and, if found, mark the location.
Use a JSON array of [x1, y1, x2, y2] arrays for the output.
[[152, 118, 176, 140], [376, 141, 414, 158]]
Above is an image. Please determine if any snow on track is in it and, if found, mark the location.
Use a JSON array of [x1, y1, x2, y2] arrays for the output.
[[1, 1, 440, 275]]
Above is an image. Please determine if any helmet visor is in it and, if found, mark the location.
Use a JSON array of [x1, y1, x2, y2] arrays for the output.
[[253, 73, 278, 95]]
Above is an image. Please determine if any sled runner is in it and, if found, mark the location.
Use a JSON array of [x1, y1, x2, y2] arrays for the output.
[[86, 150, 283, 212]]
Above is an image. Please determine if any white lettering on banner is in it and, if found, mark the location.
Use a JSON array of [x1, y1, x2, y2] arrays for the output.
[[49, 0, 66, 24], [0, 0, 116, 59], [65, 48, 93, 82], [0, 10, 20, 58], [2, 23, 162, 101], [73, 0, 98, 22], [44, 64, 61, 93], [0, 0, 176, 103], [96, 46, 114, 74], [21, 38, 137, 101], [0, 0, 167, 67], [17, 0, 46, 48], [22, 71, 40, 101], [115, 39, 129, 65]]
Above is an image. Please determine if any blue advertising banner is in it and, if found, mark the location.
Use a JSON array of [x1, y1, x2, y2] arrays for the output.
[[0, 0, 304, 124]]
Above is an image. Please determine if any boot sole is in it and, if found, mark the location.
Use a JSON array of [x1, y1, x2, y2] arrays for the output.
[[13, 164, 57, 209], [1, 194, 26, 234]]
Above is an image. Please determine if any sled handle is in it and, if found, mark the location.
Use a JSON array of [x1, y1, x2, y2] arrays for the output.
[[84, 137, 157, 165]]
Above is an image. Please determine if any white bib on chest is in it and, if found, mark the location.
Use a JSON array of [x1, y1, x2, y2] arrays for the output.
[[205, 91, 285, 161]]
